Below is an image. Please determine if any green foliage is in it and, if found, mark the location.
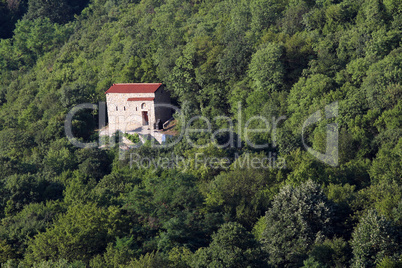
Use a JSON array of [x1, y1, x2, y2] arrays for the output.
[[0, 174, 62, 216], [89, 237, 140, 268], [12, 18, 72, 66], [120, 55, 158, 83], [356, 180, 402, 221], [307, 237, 352, 268], [24, 0, 89, 24], [203, 162, 282, 228], [250, 0, 288, 33], [251, 216, 266, 241], [124, 132, 140, 143], [376, 256, 402, 268], [28, 258, 86, 268], [59, 82, 95, 109], [167, 246, 193, 268], [363, 47, 402, 110], [260, 180, 335, 267], [325, 183, 357, 237], [370, 138, 402, 184], [192, 222, 268, 267], [127, 251, 169, 268], [0, 201, 64, 258], [91, 168, 141, 206], [302, 257, 322, 268], [75, 148, 112, 179], [25, 203, 128, 265], [125, 170, 223, 251], [0, 0, 401, 265], [0, 238, 16, 264], [351, 209, 401, 267], [247, 42, 284, 109]]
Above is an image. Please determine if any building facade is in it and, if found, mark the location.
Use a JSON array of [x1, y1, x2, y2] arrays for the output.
[[105, 83, 171, 133]]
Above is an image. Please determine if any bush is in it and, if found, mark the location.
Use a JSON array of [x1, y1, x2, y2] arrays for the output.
[[124, 132, 140, 143]]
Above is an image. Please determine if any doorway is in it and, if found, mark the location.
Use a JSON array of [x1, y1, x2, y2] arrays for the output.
[[142, 111, 149, 125]]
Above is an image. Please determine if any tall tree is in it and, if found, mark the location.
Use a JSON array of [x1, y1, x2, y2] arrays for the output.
[[351, 209, 401, 267], [260, 180, 335, 267]]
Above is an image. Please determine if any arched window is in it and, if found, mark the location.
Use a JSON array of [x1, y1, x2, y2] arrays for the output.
[[141, 103, 146, 109], [124, 106, 126, 111], [116, 106, 118, 111], [136, 107, 138, 111]]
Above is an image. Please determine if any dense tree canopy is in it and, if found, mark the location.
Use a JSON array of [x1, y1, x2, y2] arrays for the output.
[[0, 0, 401, 266]]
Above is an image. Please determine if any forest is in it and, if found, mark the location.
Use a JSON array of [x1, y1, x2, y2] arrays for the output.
[[0, 0, 401, 267]]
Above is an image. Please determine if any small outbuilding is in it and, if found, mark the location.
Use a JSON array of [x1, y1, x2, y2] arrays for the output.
[[105, 83, 171, 133]]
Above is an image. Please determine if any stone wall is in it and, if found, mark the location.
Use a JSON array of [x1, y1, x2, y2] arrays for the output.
[[106, 92, 155, 133], [105, 86, 172, 134]]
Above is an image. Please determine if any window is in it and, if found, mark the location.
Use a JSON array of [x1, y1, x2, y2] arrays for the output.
[[141, 103, 146, 109], [124, 106, 126, 111], [116, 106, 118, 111], [136, 107, 138, 111]]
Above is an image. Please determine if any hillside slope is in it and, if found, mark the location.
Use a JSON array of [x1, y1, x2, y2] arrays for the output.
[[0, 0, 401, 266]]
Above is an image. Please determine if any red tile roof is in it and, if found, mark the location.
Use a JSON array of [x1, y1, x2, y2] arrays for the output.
[[105, 83, 162, 94], [127, 97, 155, 101]]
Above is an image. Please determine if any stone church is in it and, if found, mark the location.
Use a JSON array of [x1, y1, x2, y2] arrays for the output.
[[105, 83, 171, 133]]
